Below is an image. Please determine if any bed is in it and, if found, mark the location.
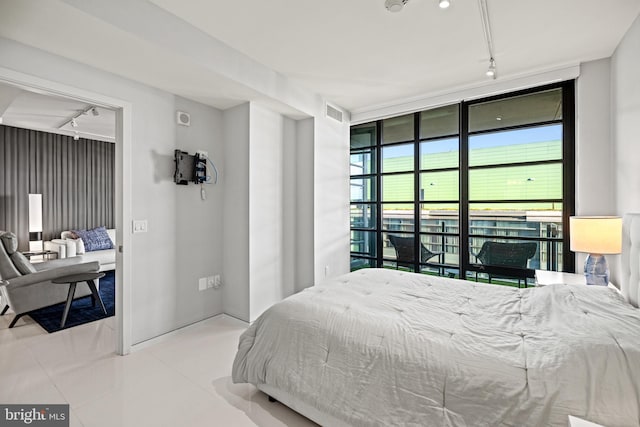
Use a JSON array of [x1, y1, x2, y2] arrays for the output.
[[232, 214, 640, 427]]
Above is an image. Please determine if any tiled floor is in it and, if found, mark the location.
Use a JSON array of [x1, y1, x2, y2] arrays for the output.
[[0, 313, 317, 427]]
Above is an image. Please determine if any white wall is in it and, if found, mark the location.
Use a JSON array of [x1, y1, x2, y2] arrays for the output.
[[613, 14, 640, 216], [222, 103, 251, 321], [314, 115, 351, 283], [282, 117, 298, 297], [295, 118, 316, 292], [248, 103, 286, 321], [222, 103, 321, 322], [611, 14, 640, 286], [576, 59, 614, 216], [574, 59, 614, 273], [0, 38, 225, 344], [174, 96, 224, 326]]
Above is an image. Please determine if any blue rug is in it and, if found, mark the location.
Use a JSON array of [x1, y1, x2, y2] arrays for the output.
[[28, 271, 115, 333]]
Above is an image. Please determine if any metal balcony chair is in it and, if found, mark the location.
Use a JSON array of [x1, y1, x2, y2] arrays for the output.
[[471, 241, 537, 287], [388, 234, 444, 274]]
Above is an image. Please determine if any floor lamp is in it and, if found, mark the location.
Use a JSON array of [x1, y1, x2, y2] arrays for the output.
[[28, 193, 43, 252]]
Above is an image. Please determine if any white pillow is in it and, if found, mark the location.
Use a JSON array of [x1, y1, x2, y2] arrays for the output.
[[74, 238, 86, 254], [65, 240, 77, 258]]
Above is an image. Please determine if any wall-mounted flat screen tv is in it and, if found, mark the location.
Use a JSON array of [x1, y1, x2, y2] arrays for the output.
[[174, 149, 196, 185]]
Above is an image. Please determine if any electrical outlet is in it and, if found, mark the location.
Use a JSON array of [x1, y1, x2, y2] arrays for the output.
[[214, 274, 221, 288], [207, 276, 215, 289], [198, 277, 207, 291]]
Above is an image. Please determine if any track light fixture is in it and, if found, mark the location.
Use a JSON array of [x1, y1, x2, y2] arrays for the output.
[[58, 105, 100, 130], [385, 0, 408, 12], [479, 0, 497, 80], [486, 57, 497, 79], [384, 0, 450, 12]]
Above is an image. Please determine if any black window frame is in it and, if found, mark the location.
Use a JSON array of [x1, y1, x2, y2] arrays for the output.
[[350, 80, 575, 280]]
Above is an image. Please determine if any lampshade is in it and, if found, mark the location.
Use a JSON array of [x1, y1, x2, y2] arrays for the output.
[[28, 194, 43, 233], [569, 216, 622, 255], [28, 193, 43, 252]]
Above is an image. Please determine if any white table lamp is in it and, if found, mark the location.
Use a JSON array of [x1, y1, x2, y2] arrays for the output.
[[569, 216, 622, 286]]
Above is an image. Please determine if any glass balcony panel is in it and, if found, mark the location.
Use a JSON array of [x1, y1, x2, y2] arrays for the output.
[[420, 204, 459, 268], [382, 204, 414, 232], [350, 203, 376, 230], [351, 230, 376, 257], [351, 257, 376, 271], [382, 231, 414, 271]]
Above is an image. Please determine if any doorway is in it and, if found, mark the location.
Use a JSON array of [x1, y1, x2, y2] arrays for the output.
[[0, 66, 131, 354]]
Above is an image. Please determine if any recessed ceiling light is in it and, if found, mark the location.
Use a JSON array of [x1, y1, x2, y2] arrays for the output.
[[496, 116, 502, 121], [439, 0, 450, 8], [385, 0, 407, 12], [91, 107, 99, 117]]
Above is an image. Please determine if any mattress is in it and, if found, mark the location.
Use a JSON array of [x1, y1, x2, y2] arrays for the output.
[[232, 268, 640, 426]]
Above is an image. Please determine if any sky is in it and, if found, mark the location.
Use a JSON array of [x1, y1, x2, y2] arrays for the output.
[[383, 124, 562, 157]]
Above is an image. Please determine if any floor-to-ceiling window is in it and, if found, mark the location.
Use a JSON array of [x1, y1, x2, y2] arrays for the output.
[[350, 81, 575, 286]]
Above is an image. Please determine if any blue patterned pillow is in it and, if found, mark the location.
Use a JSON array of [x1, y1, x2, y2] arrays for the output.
[[73, 227, 114, 252]]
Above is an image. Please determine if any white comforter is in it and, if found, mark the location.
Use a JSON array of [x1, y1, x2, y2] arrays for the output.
[[232, 269, 640, 427]]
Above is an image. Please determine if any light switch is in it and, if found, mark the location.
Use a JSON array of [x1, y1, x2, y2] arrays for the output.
[[133, 219, 148, 233]]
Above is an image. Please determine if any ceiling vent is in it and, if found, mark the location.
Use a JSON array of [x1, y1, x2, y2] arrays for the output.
[[325, 103, 343, 123]]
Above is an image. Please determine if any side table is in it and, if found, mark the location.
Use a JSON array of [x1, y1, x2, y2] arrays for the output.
[[22, 250, 57, 262], [52, 272, 106, 328], [535, 270, 619, 293], [568, 415, 604, 427]]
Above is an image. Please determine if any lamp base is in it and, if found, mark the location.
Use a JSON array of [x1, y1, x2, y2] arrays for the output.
[[584, 254, 609, 286]]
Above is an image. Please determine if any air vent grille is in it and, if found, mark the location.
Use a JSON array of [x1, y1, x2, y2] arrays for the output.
[[325, 104, 343, 123]]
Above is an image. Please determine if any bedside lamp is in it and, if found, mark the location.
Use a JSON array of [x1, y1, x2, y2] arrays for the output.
[[569, 216, 622, 286]]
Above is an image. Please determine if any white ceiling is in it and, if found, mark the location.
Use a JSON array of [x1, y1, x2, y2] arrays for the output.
[[148, 0, 640, 112], [0, 81, 115, 142], [0, 0, 639, 133]]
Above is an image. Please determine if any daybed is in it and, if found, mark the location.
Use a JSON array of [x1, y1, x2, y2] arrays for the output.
[[45, 228, 116, 272], [232, 214, 640, 427]]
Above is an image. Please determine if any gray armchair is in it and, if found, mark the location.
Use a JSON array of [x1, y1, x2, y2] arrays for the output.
[[0, 231, 99, 328]]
